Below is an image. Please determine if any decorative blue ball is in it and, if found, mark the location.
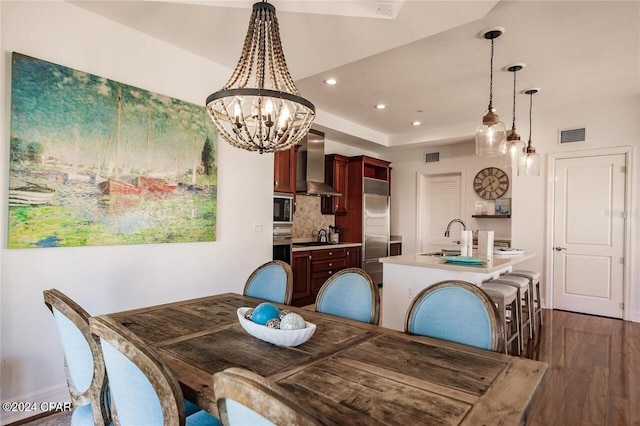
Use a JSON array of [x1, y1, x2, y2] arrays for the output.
[[252, 302, 280, 325]]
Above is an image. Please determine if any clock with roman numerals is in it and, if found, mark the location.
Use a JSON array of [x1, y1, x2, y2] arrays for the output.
[[473, 167, 509, 200]]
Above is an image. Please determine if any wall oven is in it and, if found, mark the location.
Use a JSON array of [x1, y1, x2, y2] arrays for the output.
[[273, 224, 292, 265], [273, 193, 293, 224]]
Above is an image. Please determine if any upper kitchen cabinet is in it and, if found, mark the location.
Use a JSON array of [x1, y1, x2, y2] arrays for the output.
[[273, 145, 298, 193], [321, 154, 349, 215], [362, 157, 390, 181]]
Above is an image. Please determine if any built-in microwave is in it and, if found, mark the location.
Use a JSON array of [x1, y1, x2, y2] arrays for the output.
[[273, 193, 293, 224]]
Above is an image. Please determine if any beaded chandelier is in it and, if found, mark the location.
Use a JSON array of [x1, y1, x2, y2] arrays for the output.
[[206, 1, 315, 154]]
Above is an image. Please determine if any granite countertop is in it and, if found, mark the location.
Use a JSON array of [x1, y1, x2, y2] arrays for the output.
[[379, 250, 535, 274], [291, 242, 362, 252]]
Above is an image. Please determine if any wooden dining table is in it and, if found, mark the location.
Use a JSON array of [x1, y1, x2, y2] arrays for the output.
[[106, 293, 548, 425]]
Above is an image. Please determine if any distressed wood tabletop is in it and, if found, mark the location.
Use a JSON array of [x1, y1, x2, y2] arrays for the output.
[[107, 293, 548, 425]]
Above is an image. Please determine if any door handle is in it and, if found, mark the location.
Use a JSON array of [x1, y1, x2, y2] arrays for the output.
[[554, 247, 567, 251]]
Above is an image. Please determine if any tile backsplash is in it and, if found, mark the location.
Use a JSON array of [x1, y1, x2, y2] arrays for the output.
[[292, 195, 335, 240]]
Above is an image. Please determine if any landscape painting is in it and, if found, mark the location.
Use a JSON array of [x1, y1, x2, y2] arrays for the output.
[[8, 52, 218, 248]]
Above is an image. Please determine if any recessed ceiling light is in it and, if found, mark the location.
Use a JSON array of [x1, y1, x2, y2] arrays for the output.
[[411, 121, 421, 126], [324, 78, 338, 85], [375, 104, 386, 109]]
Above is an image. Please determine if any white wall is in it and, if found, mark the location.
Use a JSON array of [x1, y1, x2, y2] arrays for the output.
[[325, 138, 379, 158], [387, 93, 639, 321], [385, 141, 512, 255], [511, 94, 639, 320], [0, 2, 274, 422]]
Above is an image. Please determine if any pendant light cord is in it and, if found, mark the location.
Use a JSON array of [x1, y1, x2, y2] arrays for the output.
[[511, 70, 517, 128], [489, 38, 494, 105], [528, 92, 533, 142]]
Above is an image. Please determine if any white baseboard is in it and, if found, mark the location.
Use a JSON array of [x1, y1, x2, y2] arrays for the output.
[[0, 384, 69, 425], [540, 299, 640, 323]]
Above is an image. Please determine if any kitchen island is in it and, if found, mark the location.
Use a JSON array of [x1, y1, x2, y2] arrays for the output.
[[379, 250, 535, 331]]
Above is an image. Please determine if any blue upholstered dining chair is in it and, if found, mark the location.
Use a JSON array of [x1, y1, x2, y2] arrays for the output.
[[89, 315, 220, 426], [243, 260, 293, 305], [43, 289, 111, 425], [315, 268, 380, 325], [404, 280, 505, 353], [212, 367, 325, 426]]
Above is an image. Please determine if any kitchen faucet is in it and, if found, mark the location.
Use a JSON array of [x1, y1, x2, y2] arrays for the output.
[[317, 228, 328, 243], [444, 219, 467, 237]]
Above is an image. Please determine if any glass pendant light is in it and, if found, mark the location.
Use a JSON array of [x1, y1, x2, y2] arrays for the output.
[[502, 64, 526, 168], [518, 89, 541, 176], [476, 28, 507, 157], [206, 1, 315, 154]]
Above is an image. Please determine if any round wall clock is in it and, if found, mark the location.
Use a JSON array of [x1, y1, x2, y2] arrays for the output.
[[473, 167, 509, 200]]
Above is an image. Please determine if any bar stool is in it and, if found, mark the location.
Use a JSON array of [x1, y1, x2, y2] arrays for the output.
[[480, 282, 520, 355], [489, 276, 532, 351], [507, 270, 542, 334]]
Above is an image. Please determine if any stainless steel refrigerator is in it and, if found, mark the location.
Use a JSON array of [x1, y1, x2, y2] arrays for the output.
[[362, 178, 390, 285]]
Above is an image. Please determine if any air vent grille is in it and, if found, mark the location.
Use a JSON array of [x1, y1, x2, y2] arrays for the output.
[[425, 152, 440, 163], [363, 178, 389, 195], [560, 127, 586, 144]]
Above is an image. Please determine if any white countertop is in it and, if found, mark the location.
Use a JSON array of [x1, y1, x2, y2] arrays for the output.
[[292, 242, 362, 252], [379, 251, 535, 274]]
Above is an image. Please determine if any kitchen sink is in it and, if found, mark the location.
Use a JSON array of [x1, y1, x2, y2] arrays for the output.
[[421, 250, 461, 257]]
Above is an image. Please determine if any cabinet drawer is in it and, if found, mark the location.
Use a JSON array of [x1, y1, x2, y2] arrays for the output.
[[311, 268, 342, 293], [312, 258, 346, 272], [311, 248, 346, 261]]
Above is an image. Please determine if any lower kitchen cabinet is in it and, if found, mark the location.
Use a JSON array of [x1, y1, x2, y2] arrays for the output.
[[346, 247, 361, 268], [291, 251, 312, 305], [291, 246, 360, 307]]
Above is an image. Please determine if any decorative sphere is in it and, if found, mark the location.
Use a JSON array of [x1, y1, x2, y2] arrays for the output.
[[280, 313, 306, 330], [244, 308, 254, 321], [266, 318, 281, 329], [252, 302, 280, 325], [278, 310, 292, 320]]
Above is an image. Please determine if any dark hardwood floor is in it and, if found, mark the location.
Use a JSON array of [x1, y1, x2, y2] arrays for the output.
[[10, 309, 640, 425], [526, 309, 639, 426]]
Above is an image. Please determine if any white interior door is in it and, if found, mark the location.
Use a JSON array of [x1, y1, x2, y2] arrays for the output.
[[417, 172, 462, 252], [552, 154, 626, 318]]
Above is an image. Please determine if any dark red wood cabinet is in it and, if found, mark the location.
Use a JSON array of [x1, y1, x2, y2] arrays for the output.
[[321, 154, 349, 215]]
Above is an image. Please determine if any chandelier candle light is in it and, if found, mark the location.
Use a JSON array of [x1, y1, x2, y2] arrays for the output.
[[503, 63, 526, 168], [518, 88, 541, 176], [476, 28, 507, 157], [206, 1, 315, 154]]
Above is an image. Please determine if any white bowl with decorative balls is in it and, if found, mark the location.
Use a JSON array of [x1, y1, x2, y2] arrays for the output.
[[237, 307, 316, 347]]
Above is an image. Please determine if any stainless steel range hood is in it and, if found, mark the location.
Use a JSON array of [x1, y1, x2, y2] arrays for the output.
[[296, 130, 342, 197]]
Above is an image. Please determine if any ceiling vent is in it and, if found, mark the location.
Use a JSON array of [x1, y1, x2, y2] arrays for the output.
[[425, 152, 440, 163], [559, 127, 586, 144], [375, 2, 395, 17]]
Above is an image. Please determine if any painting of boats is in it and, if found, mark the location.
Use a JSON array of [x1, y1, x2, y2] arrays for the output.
[[8, 52, 218, 248], [137, 176, 178, 193], [97, 178, 142, 195], [9, 183, 56, 206]]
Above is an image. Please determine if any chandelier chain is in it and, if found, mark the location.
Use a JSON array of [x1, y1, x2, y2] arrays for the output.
[[271, 14, 298, 94], [226, 8, 257, 89], [256, 8, 267, 90]]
